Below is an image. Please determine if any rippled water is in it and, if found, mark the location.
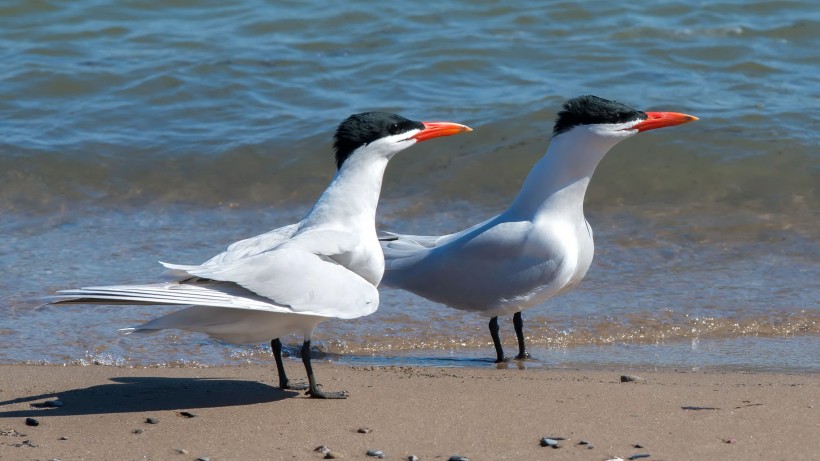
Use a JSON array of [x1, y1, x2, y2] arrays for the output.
[[1, 0, 818, 371]]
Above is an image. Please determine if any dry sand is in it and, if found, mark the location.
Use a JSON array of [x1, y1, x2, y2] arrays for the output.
[[0, 363, 818, 460]]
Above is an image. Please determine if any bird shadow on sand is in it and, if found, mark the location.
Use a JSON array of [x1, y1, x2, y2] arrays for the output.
[[0, 376, 299, 418]]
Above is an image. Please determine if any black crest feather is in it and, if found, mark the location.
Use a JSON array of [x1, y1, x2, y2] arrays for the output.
[[552, 95, 647, 136], [333, 112, 424, 169]]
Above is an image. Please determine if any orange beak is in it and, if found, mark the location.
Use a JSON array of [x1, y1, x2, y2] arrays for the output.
[[412, 121, 473, 142], [631, 112, 699, 132]]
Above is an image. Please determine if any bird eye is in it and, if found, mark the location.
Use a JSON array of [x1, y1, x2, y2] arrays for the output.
[[388, 123, 400, 135]]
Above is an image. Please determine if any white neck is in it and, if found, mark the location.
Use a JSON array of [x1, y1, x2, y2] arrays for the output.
[[302, 152, 390, 229], [505, 127, 627, 220]]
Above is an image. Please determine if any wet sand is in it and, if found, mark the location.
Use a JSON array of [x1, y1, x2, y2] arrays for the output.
[[0, 363, 817, 460]]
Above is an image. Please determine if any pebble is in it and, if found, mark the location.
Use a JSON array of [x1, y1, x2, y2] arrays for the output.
[[314, 446, 332, 454], [633, 443, 644, 448], [578, 440, 594, 449], [42, 399, 64, 407], [628, 454, 650, 460], [325, 452, 343, 459], [366, 448, 385, 458], [448, 456, 470, 461], [179, 411, 198, 418], [146, 417, 160, 424], [408, 456, 420, 461], [25, 417, 39, 427], [621, 375, 646, 383], [357, 427, 372, 434], [132, 428, 144, 434], [540, 437, 560, 448], [176, 448, 189, 454], [196, 457, 210, 461], [59, 436, 68, 441], [722, 438, 736, 444]]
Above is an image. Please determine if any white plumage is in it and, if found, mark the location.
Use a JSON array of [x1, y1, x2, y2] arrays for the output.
[[54, 113, 471, 398]]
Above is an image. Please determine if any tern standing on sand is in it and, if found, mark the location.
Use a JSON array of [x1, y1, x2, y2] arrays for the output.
[[381, 95, 697, 362], [55, 112, 471, 398]]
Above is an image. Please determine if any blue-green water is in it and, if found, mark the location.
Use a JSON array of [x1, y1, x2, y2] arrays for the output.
[[1, 0, 818, 371]]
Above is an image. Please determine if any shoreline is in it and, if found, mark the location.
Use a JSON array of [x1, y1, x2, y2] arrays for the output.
[[1, 364, 818, 460]]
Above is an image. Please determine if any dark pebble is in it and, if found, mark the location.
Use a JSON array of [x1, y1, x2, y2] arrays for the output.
[[722, 438, 736, 444], [366, 448, 385, 458], [448, 456, 470, 461], [314, 445, 332, 454], [325, 452, 343, 459], [25, 417, 39, 427], [408, 456, 420, 461], [633, 443, 644, 448], [196, 457, 210, 461], [59, 436, 68, 441], [146, 417, 160, 424], [628, 454, 650, 460], [358, 427, 372, 434], [132, 428, 144, 434], [179, 411, 198, 418], [621, 375, 646, 383], [540, 437, 560, 448]]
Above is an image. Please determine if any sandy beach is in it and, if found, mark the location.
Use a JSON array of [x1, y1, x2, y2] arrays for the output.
[[0, 363, 817, 460]]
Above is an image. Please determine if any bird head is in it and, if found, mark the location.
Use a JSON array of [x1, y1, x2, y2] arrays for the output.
[[552, 95, 697, 143], [333, 112, 472, 170]]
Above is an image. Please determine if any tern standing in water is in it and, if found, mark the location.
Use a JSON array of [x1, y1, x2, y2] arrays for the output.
[[381, 96, 697, 363], [55, 113, 471, 398]]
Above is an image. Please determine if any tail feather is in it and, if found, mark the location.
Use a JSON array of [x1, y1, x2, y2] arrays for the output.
[[52, 281, 293, 313]]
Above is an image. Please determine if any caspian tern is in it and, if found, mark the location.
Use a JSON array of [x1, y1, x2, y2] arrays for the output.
[[54, 112, 471, 398], [380, 95, 697, 363]]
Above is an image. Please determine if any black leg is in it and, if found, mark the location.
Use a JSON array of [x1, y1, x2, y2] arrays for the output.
[[489, 316, 506, 363], [271, 339, 308, 390], [301, 340, 347, 399], [513, 312, 531, 360]]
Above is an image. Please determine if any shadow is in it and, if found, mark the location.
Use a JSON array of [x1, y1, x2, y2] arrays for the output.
[[0, 376, 298, 418]]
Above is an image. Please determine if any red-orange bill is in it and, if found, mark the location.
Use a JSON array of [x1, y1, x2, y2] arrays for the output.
[[631, 112, 698, 132], [412, 121, 473, 142]]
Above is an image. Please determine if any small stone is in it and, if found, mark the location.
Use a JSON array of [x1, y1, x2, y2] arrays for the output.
[[366, 448, 385, 458], [179, 411, 198, 418], [146, 417, 160, 424], [448, 456, 470, 461], [633, 443, 644, 448], [540, 437, 560, 448], [628, 454, 650, 460], [357, 427, 372, 434], [132, 428, 144, 434], [722, 438, 736, 444], [59, 436, 68, 441], [408, 456, 420, 461], [176, 448, 189, 454], [325, 452, 343, 459], [314, 445, 332, 454], [621, 375, 646, 383], [196, 457, 210, 461], [25, 417, 39, 427]]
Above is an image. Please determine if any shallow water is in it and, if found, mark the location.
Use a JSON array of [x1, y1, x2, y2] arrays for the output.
[[1, 0, 818, 371]]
